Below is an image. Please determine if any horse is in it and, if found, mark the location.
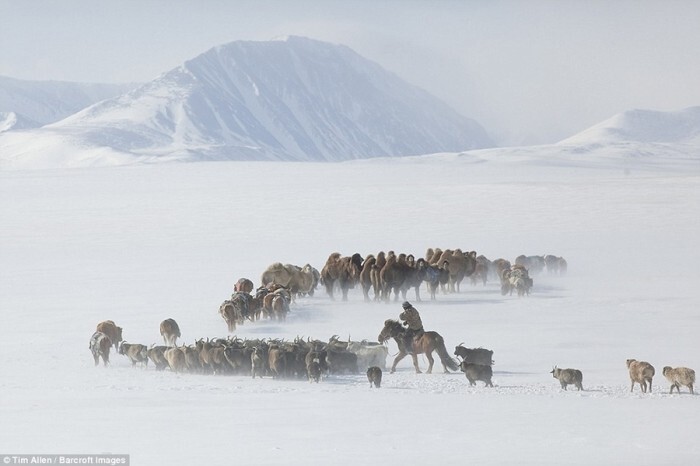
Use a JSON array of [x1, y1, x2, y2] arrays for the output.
[[377, 319, 459, 374]]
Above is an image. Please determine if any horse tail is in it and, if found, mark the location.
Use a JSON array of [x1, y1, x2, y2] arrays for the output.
[[435, 335, 459, 372]]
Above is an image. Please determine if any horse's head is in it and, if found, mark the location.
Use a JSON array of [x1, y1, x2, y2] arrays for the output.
[[378, 319, 403, 343]]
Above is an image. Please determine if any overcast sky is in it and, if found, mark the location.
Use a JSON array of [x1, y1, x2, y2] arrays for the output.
[[1, 0, 699, 145]]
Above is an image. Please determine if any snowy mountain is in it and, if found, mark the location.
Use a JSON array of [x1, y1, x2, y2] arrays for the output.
[[558, 106, 700, 146], [0, 75, 135, 130], [0, 36, 493, 167]]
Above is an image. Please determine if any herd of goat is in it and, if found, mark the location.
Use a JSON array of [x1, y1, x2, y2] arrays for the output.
[[89, 316, 504, 390], [87, 249, 695, 394], [88, 319, 695, 394]]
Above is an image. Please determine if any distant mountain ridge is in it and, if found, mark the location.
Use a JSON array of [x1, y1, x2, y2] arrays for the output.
[[0, 36, 494, 166], [0, 75, 136, 131], [559, 106, 700, 146], [1, 38, 699, 170]]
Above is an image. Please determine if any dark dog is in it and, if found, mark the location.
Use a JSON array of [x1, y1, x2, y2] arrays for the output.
[[367, 366, 382, 388]]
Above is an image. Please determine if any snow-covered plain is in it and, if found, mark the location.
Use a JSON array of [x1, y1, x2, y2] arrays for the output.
[[1, 151, 699, 465]]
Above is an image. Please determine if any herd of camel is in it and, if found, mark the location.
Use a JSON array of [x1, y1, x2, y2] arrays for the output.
[[270, 249, 567, 303], [216, 250, 566, 334]]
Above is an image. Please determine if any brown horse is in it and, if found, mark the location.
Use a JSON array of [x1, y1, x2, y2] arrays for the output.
[[377, 319, 459, 374]]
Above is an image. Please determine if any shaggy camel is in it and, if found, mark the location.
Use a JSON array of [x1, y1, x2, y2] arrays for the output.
[[436, 249, 477, 293], [359, 254, 376, 302], [320, 252, 363, 301]]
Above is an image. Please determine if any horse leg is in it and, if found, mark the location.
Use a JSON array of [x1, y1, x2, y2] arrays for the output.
[[425, 350, 435, 374], [391, 352, 407, 374], [411, 353, 422, 374]]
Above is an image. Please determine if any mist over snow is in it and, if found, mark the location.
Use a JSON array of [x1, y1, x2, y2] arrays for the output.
[[0, 37, 493, 167]]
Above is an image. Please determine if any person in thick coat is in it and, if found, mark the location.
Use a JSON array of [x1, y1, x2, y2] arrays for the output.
[[399, 301, 423, 354]]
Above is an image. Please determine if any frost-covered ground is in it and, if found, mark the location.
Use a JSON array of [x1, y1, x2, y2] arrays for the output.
[[1, 153, 699, 465]]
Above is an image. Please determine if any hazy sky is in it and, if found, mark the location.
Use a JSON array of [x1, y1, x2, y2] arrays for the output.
[[1, 0, 699, 145]]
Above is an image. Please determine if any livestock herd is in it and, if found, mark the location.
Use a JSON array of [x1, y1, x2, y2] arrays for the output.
[[87, 249, 696, 395], [87, 316, 695, 395], [317, 249, 566, 303], [88, 314, 506, 390], [89, 318, 393, 387], [209, 249, 549, 335], [215, 250, 566, 335]]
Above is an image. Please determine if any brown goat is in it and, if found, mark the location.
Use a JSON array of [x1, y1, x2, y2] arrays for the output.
[[251, 346, 266, 379], [181, 345, 202, 374], [268, 346, 287, 379], [147, 345, 170, 371], [164, 347, 187, 373], [550, 366, 583, 391], [118, 342, 148, 367]]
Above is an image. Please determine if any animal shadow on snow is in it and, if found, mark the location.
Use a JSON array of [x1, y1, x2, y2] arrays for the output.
[[426, 297, 507, 307], [321, 375, 367, 386]]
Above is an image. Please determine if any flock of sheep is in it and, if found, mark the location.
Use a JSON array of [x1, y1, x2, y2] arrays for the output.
[[547, 360, 691, 395], [87, 249, 695, 395]]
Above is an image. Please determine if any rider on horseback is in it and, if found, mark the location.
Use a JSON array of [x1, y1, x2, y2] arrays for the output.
[[399, 301, 424, 354]]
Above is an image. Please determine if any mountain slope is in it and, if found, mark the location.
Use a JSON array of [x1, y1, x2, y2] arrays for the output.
[[0, 36, 493, 167], [0, 75, 136, 130]]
